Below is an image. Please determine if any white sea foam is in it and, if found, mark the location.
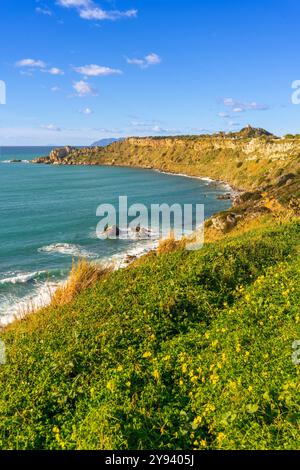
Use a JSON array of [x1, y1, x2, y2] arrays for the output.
[[1, 159, 30, 164], [0, 238, 158, 325], [0, 281, 60, 327], [38, 243, 97, 258], [155, 169, 236, 193], [0, 271, 46, 285], [109, 239, 159, 269]]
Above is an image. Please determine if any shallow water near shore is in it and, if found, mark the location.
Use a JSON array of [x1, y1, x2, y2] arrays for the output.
[[0, 146, 232, 324]]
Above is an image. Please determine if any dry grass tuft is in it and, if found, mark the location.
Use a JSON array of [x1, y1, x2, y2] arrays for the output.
[[157, 235, 186, 254], [51, 259, 113, 307]]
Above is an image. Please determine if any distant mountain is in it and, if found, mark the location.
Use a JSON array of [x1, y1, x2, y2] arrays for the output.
[[91, 138, 123, 147]]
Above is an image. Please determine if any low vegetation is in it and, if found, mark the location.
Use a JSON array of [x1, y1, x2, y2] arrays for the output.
[[0, 219, 299, 450], [51, 260, 112, 307]]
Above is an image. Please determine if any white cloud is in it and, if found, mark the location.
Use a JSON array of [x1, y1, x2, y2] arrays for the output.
[[17, 60, 64, 76], [41, 124, 62, 131], [145, 53, 161, 66], [15, 58, 46, 68], [57, 0, 90, 7], [80, 107, 93, 114], [126, 58, 145, 67], [218, 112, 230, 118], [51, 86, 61, 92], [36, 7, 52, 16], [47, 67, 64, 75], [223, 98, 269, 111], [73, 80, 97, 96], [57, 0, 138, 21], [126, 53, 162, 69], [80, 7, 137, 20], [223, 98, 235, 107], [74, 64, 122, 76]]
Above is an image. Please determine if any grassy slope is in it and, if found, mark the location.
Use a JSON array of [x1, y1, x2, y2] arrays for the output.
[[0, 219, 300, 450]]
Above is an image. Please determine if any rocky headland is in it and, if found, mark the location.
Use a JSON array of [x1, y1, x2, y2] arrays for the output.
[[32, 126, 300, 234]]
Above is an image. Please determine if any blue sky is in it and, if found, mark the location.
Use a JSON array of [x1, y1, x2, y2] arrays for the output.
[[1, 0, 300, 145]]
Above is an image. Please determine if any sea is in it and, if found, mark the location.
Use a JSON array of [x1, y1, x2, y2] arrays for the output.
[[0, 146, 232, 325]]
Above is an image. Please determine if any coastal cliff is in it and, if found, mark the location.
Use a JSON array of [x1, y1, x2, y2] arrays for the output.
[[33, 127, 300, 191], [33, 126, 300, 233]]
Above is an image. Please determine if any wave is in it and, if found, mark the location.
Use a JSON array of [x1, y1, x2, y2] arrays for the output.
[[0, 281, 60, 327], [109, 239, 159, 269], [0, 271, 46, 285], [1, 159, 30, 164], [38, 243, 97, 258], [155, 169, 235, 193], [0, 237, 159, 326]]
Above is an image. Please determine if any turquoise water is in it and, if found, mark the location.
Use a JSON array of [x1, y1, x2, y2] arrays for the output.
[[0, 146, 231, 323]]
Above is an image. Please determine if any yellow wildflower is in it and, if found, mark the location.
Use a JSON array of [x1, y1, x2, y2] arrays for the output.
[[210, 374, 219, 385], [106, 380, 115, 391], [192, 416, 202, 429], [143, 351, 152, 358], [217, 432, 226, 444], [153, 369, 160, 381]]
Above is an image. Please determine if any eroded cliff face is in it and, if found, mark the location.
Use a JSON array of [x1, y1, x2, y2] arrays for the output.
[[31, 129, 300, 234], [91, 135, 300, 190], [32, 131, 300, 191], [123, 135, 300, 161]]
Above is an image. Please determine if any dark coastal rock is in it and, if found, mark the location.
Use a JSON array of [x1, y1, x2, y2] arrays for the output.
[[131, 225, 152, 239], [124, 254, 138, 264], [217, 193, 232, 200], [10, 159, 22, 163], [104, 225, 120, 238]]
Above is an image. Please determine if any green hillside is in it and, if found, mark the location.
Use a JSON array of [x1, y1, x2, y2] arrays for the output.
[[0, 219, 299, 450]]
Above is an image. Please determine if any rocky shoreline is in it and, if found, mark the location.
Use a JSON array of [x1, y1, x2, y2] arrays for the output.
[[31, 127, 300, 235]]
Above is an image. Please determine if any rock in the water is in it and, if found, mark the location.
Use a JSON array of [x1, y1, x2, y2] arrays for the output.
[[103, 225, 120, 238], [217, 193, 232, 200]]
